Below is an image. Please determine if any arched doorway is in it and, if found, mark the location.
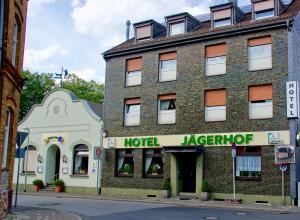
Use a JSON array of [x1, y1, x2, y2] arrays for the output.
[[46, 145, 60, 184]]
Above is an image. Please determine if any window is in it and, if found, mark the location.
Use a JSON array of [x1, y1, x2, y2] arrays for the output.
[[212, 8, 232, 28], [136, 25, 151, 41], [73, 144, 89, 175], [12, 19, 19, 66], [249, 84, 273, 119], [144, 149, 163, 177], [23, 145, 37, 174], [126, 57, 142, 87], [248, 36, 272, 71], [255, 8, 274, 20], [117, 149, 134, 177], [0, 0, 5, 64], [124, 98, 140, 126], [205, 89, 226, 122], [159, 52, 177, 82], [205, 43, 227, 76], [214, 18, 231, 27], [170, 22, 185, 36], [158, 94, 176, 124], [2, 110, 11, 168], [253, 0, 275, 20], [236, 147, 262, 180]]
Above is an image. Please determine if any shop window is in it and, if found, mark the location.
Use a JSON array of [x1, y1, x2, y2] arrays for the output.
[[248, 36, 272, 71], [205, 89, 226, 122], [124, 98, 140, 126], [236, 147, 262, 180], [126, 57, 142, 87], [205, 43, 227, 76], [170, 22, 185, 36], [23, 145, 37, 174], [144, 149, 163, 177], [159, 52, 177, 82], [158, 94, 176, 124], [249, 84, 273, 119], [2, 109, 11, 168], [73, 144, 89, 175], [117, 149, 134, 177]]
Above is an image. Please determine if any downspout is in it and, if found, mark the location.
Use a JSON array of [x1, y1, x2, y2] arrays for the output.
[[0, 0, 5, 65]]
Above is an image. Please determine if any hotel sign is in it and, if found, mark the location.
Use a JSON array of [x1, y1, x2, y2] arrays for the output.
[[286, 81, 299, 118]]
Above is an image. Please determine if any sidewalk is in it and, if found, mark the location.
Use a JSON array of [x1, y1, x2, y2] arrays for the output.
[[5, 206, 81, 220], [17, 191, 300, 213]]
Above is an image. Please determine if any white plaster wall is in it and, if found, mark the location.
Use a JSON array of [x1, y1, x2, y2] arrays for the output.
[[13, 89, 103, 189]]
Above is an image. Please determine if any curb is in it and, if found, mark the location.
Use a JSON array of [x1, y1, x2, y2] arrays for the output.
[[16, 192, 300, 214]]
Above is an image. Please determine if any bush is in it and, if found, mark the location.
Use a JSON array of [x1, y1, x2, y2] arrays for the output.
[[32, 179, 43, 186], [162, 178, 170, 190], [201, 179, 211, 192], [53, 179, 64, 186]]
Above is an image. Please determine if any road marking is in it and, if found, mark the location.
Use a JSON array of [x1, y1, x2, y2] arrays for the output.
[[203, 217, 219, 220]]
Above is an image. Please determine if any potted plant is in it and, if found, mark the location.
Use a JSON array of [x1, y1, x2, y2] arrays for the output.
[[53, 179, 64, 192], [201, 179, 211, 201], [161, 178, 170, 198], [123, 164, 133, 174], [32, 179, 43, 192]]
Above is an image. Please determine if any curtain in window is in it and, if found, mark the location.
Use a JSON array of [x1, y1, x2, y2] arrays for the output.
[[145, 149, 154, 173], [236, 156, 261, 172], [118, 150, 125, 170], [160, 100, 176, 110]]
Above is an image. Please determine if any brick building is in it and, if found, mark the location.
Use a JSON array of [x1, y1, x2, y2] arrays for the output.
[[0, 0, 28, 214], [102, 0, 300, 205]]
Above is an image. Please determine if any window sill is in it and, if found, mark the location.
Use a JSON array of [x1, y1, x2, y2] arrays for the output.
[[205, 73, 226, 77], [123, 125, 140, 127], [249, 117, 273, 120], [248, 67, 272, 72], [236, 176, 261, 181], [69, 174, 89, 178], [159, 79, 177, 83], [117, 173, 134, 177], [125, 84, 141, 88], [144, 174, 163, 178]]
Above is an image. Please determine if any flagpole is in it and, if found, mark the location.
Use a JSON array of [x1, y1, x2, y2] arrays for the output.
[[61, 67, 63, 87]]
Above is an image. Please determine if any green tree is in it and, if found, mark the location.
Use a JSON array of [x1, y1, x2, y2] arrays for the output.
[[61, 74, 104, 103], [19, 70, 55, 121]]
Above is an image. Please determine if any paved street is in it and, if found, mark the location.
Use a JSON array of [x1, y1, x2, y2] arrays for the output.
[[10, 194, 300, 220]]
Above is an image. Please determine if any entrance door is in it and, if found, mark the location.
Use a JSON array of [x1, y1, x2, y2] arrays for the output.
[[55, 148, 60, 180], [46, 145, 60, 183], [178, 153, 196, 192]]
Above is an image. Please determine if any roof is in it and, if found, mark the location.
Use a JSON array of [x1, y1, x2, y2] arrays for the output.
[[103, 0, 298, 59], [87, 102, 104, 118]]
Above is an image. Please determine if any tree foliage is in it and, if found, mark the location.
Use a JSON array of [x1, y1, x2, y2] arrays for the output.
[[19, 70, 104, 121]]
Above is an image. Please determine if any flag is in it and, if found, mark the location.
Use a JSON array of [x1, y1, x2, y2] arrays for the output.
[[64, 69, 69, 79]]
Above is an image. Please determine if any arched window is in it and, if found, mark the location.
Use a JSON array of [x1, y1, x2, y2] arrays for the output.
[[73, 144, 89, 175], [23, 145, 37, 174], [2, 109, 11, 168]]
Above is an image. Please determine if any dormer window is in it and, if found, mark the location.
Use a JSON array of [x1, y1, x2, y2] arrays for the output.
[[170, 22, 185, 36], [136, 25, 151, 41], [214, 17, 232, 28], [212, 9, 232, 28], [253, 0, 275, 20], [165, 12, 200, 37], [133, 20, 166, 42]]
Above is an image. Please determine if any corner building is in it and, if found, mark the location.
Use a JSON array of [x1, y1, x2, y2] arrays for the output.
[[102, 0, 300, 205]]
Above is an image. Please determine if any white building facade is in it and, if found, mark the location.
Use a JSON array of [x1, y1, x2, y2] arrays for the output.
[[13, 89, 103, 194]]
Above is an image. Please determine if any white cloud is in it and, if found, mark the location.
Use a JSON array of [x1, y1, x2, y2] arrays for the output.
[[28, 0, 58, 17], [72, 0, 82, 7], [24, 44, 68, 70], [71, 68, 104, 83], [71, 0, 214, 48]]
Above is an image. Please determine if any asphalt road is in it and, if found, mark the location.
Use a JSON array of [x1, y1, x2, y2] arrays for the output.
[[15, 195, 300, 220]]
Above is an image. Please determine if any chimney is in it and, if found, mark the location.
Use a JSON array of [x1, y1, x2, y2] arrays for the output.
[[126, 20, 131, 41]]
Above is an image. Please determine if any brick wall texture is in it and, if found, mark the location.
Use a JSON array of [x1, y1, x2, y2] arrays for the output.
[[103, 27, 290, 196]]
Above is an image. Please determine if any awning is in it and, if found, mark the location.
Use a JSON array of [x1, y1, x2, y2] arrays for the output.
[[163, 146, 204, 154]]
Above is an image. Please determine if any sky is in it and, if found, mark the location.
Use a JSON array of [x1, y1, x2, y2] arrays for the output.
[[24, 0, 250, 83]]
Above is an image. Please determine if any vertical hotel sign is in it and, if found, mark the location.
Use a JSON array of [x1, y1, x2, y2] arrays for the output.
[[286, 81, 299, 118]]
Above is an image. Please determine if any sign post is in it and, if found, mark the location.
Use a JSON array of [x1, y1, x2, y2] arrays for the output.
[[94, 147, 103, 195], [280, 164, 287, 205], [231, 142, 236, 200]]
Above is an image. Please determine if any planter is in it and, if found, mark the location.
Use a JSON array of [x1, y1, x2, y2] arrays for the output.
[[161, 190, 170, 198], [201, 192, 209, 201], [34, 185, 41, 192], [55, 185, 63, 193]]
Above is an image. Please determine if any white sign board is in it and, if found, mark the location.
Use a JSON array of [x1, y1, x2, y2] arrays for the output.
[[286, 81, 299, 118]]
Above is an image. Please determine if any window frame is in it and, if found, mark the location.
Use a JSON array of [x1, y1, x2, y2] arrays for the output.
[[159, 59, 177, 82], [254, 8, 275, 20], [2, 109, 11, 168], [169, 21, 185, 36], [213, 17, 232, 28], [0, 0, 5, 64], [22, 145, 37, 174], [73, 144, 89, 175], [235, 147, 262, 181], [158, 96, 176, 125], [12, 18, 19, 67], [143, 149, 163, 178], [124, 102, 141, 127], [116, 149, 134, 177], [248, 43, 272, 71]]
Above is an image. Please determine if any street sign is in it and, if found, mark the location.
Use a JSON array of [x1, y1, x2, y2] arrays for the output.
[[275, 145, 296, 164], [15, 149, 25, 158], [280, 164, 288, 172], [94, 147, 103, 160]]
